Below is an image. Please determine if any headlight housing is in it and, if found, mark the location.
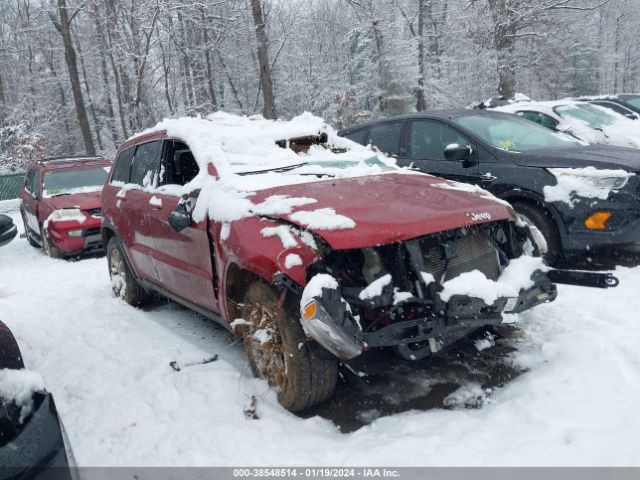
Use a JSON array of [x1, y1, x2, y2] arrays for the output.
[[548, 168, 630, 190]]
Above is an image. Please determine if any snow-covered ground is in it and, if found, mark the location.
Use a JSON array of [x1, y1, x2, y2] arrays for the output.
[[1, 206, 640, 466]]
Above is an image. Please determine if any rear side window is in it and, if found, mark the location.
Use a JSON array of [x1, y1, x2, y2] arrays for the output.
[[367, 122, 403, 156], [111, 147, 135, 183], [343, 128, 369, 145], [130, 141, 163, 187], [24, 170, 34, 193], [593, 101, 633, 116]]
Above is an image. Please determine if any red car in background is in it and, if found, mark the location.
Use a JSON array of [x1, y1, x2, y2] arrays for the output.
[[19, 156, 112, 258]]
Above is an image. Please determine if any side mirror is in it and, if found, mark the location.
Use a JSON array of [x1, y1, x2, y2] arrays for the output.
[[444, 144, 474, 167], [168, 203, 192, 232], [626, 113, 639, 120]]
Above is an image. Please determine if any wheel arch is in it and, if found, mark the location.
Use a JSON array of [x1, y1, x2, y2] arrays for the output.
[[223, 263, 268, 326], [500, 189, 566, 238]]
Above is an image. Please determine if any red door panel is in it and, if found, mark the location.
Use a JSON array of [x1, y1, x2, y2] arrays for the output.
[[119, 188, 158, 282], [146, 193, 218, 312]]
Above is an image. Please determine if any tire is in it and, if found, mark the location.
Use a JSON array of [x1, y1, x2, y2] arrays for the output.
[[0, 321, 24, 370], [21, 212, 39, 248], [241, 281, 338, 412], [512, 201, 561, 265], [107, 237, 153, 307], [40, 224, 64, 259]]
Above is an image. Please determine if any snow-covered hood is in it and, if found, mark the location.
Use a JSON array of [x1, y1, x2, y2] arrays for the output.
[[249, 172, 514, 250], [45, 191, 102, 211], [512, 145, 640, 172]]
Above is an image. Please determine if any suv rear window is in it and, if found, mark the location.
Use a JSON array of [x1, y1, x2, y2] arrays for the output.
[[111, 147, 135, 183], [130, 141, 163, 187], [367, 122, 403, 156], [343, 128, 369, 145]]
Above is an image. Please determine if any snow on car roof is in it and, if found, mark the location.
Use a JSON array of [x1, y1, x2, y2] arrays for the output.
[[125, 112, 421, 228], [491, 98, 583, 116], [136, 111, 398, 181]]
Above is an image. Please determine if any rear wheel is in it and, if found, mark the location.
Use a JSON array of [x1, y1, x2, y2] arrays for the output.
[[40, 224, 63, 259], [107, 237, 153, 307], [241, 281, 338, 412], [0, 321, 24, 370], [512, 201, 561, 265]]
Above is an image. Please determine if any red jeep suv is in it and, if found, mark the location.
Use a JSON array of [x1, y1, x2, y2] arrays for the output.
[[101, 113, 616, 412], [19, 156, 113, 258]]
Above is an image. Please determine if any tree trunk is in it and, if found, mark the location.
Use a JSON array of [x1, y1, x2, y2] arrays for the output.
[[250, 0, 277, 119], [52, 0, 95, 155], [74, 30, 104, 151], [488, 0, 517, 99], [94, 10, 119, 147], [199, 5, 218, 112], [0, 72, 5, 122], [416, 0, 426, 111]]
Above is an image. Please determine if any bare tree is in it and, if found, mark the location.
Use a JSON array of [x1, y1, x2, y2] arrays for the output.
[[50, 0, 96, 155], [250, 0, 276, 118]]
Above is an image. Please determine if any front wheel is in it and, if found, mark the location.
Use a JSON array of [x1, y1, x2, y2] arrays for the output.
[[241, 281, 338, 412], [40, 224, 64, 259], [107, 237, 153, 307], [21, 212, 39, 248]]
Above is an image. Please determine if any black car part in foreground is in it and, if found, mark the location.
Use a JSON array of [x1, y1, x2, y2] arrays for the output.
[[0, 322, 75, 480], [0, 215, 17, 248], [339, 110, 640, 266]]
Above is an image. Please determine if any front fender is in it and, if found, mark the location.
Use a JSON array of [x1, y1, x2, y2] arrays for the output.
[[219, 216, 321, 287]]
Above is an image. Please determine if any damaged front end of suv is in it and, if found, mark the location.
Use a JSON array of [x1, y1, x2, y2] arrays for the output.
[[283, 218, 555, 362], [275, 214, 617, 364]]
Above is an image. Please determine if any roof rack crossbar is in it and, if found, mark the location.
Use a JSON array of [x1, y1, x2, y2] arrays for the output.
[[36, 155, 103, 164]]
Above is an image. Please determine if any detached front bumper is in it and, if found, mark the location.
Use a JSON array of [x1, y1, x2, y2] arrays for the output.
[[301, 270, 557, 360]]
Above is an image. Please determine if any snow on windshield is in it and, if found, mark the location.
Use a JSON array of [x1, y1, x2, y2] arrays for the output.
[[43, 166, 110, 198]]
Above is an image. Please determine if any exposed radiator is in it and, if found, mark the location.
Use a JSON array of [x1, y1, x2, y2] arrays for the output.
[[421, 232, 501, 282]]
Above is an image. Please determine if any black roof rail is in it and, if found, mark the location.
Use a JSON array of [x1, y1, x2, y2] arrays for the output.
[[36, 155, 103, 164]]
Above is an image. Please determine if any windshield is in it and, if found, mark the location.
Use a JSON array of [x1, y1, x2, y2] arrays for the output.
[[453, 113, 578, 152], [43, 165, 110, 197], [234, 155, 396, 177], [554, 103, 618, 129]]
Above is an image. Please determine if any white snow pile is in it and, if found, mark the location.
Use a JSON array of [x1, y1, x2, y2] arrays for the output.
[[0, 368, 45, 422], [301, 273, 338, 307], [261, 225, 298, 248], [289, 208, 356, 231], [440, 255, 547, 305], [359, 274, 392, 300], [432, 180, 513, 208], [543, 167, 632, 207], [284, 253, 303, 269], [444, 383, 489, 409]]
